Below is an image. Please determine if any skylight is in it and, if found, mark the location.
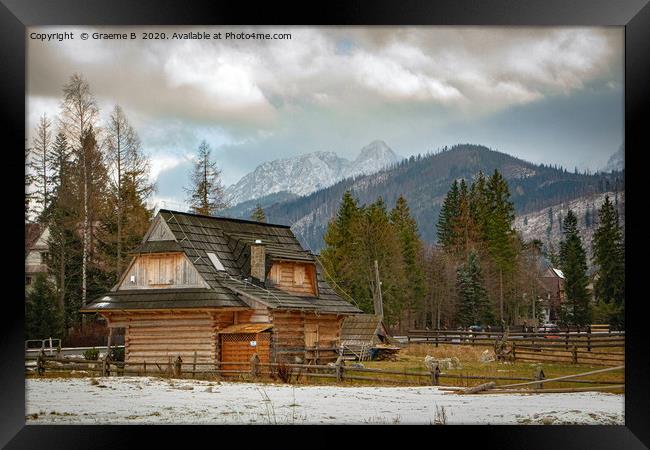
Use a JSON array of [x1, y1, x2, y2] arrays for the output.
[[207, 252, 226, 271]]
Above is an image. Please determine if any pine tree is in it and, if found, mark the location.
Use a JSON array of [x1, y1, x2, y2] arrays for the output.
[[349, 198, 406, 325], [592, 196, 624, 328], [185, 141, 228, 215], [251, 204, 266, 222], [559, 210, 591, 326], [456, 251, 492, 327], [25, 274, 63, 340], [320, 191, 362, 295], [485, 169, 517, 322], [390, 195, 426, 327], [437, 180, 460, 247]]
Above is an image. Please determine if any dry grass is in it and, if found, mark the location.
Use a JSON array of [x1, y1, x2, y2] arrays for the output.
[[401, 343, 489, 360]]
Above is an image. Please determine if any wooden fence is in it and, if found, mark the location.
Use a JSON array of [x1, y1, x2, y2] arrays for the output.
[[25, 353, 623, 392], [406, 329, 624, 366]]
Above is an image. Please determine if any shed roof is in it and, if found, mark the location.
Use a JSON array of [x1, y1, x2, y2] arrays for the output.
[[340, 314, 386, 347]]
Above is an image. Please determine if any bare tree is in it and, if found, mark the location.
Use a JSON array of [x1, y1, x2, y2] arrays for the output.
[[28, 113, 53, 217], [104, 105, 155, 274], [184, 141, 229, 216], [59, 73, 100, 306]]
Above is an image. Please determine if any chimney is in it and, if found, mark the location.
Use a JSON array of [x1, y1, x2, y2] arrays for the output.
[[250, 240, 266, 283]]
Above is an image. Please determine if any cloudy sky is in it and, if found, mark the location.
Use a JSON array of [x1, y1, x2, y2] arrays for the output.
[[27, 26, 623, 208]]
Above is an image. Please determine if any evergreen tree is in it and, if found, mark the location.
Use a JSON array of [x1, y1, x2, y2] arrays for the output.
[[559, 210, 591, 326], [485, 169, 517, 322], [456, 251, 492, 327], [320, 191, 363, 296], [437, 180, 460, 247], [592, 196, 625, 328], [26, 274, 64, 340], [251, 204, 266, 222], [185, 141, 228, 215], [349, 198, 406, 325], [390, 195, 426, 327]]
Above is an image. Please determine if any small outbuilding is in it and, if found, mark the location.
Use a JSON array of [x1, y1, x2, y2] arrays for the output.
[[340, 314, 399, 360]]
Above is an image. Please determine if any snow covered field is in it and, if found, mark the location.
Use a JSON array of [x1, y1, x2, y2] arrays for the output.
[[26, 377, 624, 425]]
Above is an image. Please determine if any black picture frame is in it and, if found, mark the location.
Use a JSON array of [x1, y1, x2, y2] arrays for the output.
[[2, 0, 648, 448]]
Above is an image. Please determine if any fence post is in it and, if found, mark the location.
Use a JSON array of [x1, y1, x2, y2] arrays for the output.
[[193, 351, 197, 378], [173, 355, 183, 378], [37, 350, 45, 376], [435, 332, 438, 348], [143, 360, 147, 376], [512, 342, 517, 361], [429, 362, 440, 386], [250, 353, 260, 379], [572, 346, 578, 364], [565, 330, 569, 350], [168, 356, 172, 378], [335, 356, 345, 382], [534, 366, 545, 389], [587, 328, 592, 352]]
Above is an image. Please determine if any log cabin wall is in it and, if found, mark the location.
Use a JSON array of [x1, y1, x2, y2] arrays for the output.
[[268, 262, 318, 297], [270, 310, 343, 363], [106, 310, 238, 370]]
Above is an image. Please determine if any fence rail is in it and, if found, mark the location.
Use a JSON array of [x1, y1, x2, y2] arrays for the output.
[[26, 353, 624, 392]]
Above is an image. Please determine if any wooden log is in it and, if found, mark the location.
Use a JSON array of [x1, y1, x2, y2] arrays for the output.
[[475, 384, 625, 394], [496, 365, 624, 389], [457, 382, 496, 395]]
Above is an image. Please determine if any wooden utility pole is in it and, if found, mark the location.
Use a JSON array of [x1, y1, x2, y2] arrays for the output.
[[373, 260, 384, 319]]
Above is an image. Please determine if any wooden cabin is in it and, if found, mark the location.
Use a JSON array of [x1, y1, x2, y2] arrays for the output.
[[81, 210, 361, 370]]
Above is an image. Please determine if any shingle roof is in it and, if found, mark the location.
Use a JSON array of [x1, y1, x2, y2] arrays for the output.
[[80, 288, 247, 311], [129, 240, 183, 254], [340, 314, 384, 347], [85, 210, 361, 315]]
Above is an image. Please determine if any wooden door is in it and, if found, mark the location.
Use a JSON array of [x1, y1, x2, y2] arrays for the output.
[[220, 332, 271, 373]]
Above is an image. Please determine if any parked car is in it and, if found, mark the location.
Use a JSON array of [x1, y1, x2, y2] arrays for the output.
[[469, 325, 484, 333], [539, 323, 561, 338]]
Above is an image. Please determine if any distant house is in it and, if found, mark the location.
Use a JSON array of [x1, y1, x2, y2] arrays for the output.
[[25, 223, 50, 289], [81, 210, 361, 369], [540, 266, 565, 323]]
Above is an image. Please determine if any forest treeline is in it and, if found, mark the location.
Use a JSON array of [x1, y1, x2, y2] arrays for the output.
[[25, 73, 228, 342], [319, 170, 625, 331]]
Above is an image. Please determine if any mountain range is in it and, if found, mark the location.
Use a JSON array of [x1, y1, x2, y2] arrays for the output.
[[224, 140, 401, 206], [221, 143, 624, 254]]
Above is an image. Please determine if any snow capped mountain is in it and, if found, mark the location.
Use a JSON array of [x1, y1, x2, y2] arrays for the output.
[[347, 140, 401, 178], [225, 141, 400, 206]]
